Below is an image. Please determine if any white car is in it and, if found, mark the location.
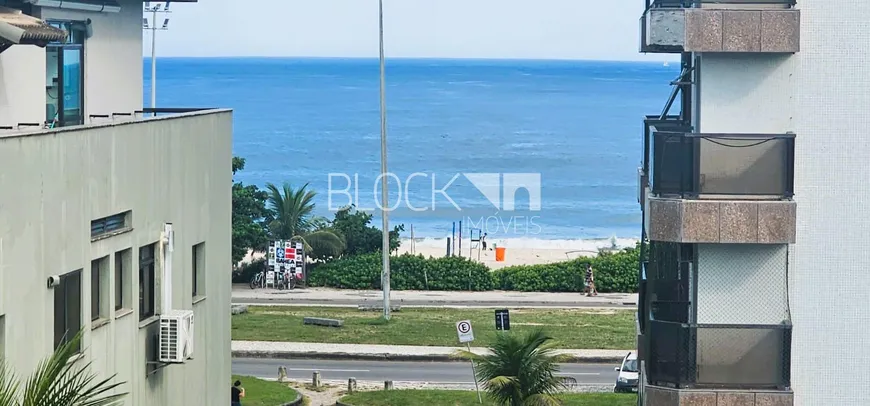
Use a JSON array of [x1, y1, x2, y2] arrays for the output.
[[614, 352, 639, 393]]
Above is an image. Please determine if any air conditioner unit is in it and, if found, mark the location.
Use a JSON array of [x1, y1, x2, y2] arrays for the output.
[[159, 310, 194, 363]]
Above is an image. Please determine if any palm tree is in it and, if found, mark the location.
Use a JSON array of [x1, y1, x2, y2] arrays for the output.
[[265, 182, 345, 258], [457, 329, 567, 406], [0, 330, 126, 406]]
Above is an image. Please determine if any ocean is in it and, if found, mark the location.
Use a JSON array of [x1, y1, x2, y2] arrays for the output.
[[147, 57, 678, 249]]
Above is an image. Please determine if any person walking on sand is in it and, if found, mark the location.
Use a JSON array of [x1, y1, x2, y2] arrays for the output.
[[584, 264, 598, 296], [231, 380, 245, 406], [481, 233, 488, 251]]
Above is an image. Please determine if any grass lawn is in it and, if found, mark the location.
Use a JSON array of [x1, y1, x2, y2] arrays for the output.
[[232, 307, 635, 349], [340, 390, 637, 406], [231, 375, 299, 406]]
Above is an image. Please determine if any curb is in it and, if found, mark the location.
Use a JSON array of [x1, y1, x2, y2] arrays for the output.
[[231, 350, 623, 364], [280, 392, 304, 406]]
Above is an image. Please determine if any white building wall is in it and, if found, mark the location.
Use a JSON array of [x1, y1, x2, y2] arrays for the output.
[[791, 2, 870, 405], [697, 8, 870, 403], [696, 53, 795, 134], [0, 111, 233, 406], [0, 46, 45, 127]]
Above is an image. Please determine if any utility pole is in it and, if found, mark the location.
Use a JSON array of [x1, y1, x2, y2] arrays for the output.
[[378, 0, 391, 320], [143, 1, 171, 114]]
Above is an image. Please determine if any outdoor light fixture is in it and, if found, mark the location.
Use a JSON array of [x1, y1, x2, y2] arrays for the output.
[[144, 1, 172, 112]]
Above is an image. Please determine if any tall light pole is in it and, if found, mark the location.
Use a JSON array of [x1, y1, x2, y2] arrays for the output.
[[143, 1, 171, 112], [378, 0, 391, 320]]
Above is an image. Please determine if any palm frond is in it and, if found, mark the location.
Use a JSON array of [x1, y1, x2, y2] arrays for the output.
[[20, 331, 126, 406], [0, 359, 19, 406], [266, 182, 322, 240], [473, 329, 566, 406], [302, 230, 346, 258]]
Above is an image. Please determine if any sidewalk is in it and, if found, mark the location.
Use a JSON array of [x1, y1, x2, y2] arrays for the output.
[[231, 340, 632, 364], [232, 285, 638, 309]]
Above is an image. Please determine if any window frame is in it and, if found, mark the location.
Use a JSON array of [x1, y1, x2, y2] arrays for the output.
[[45, 20, 85, 128], [139, 243, 157, 321], [91, 210, 132, 240], [115, 248, 132, 313], [91, 256, 109, 322], [192, 242, 205, 299], [54, 270, 82, 352]]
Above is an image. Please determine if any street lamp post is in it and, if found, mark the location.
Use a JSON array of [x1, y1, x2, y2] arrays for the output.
[[378, 0, 391, 320], [143, 2, 171, 113]]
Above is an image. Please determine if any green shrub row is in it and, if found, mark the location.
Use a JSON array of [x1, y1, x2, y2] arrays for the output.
[[491, 248, 639, 293], [307, 253, 495, 291], [306, 246, 640, 293]]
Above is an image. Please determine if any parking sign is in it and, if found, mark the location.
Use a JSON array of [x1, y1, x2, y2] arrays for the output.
[[456, 320, 474, 343]]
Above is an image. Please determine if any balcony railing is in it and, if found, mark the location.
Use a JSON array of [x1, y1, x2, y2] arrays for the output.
[[647, 320, 791, 389], [650, 131, 795, 199], [646, 0, 796, 8]]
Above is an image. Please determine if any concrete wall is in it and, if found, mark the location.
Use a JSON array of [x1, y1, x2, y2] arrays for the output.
[[696, 54, 795, 134], [790, 2, 870, 405], [0, 45, 45, 126], [0, 0, 143, 127], [0, 110, 232, 406]]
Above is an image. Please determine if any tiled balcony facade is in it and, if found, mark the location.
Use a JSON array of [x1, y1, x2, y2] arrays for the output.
[[642, 126, 796, 244], [648, 198, 796, 244], [641, 1, 800, 53]]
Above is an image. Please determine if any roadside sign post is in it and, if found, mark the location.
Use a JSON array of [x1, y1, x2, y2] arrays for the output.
[[495, 309, 510, 331], [456, 320, 482, 404]]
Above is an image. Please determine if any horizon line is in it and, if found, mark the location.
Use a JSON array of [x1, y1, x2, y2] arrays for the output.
[[141, 55, 676, 64]]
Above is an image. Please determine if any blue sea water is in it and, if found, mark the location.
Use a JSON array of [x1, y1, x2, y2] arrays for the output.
[[147, 57, 679, 242]]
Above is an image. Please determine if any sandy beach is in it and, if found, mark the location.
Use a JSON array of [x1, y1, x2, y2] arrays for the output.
[[239, 237, 639, 269], [395, 237, 638, 269]]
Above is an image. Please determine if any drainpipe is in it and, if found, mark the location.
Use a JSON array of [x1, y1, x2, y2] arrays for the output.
[[161, 223, 174, 313]]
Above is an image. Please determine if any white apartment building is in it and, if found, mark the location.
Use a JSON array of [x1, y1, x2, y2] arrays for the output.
[[0, 1, 232, 405], [638, 1, 869, 405]]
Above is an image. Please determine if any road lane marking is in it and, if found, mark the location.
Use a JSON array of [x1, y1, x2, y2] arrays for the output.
[[561, 372, 601, 376]]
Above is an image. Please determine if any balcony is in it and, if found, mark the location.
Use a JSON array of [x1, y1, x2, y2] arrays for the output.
[[651, 131, 794, 199], [644, 127, 796, 244], [647, 320, 791, 390], [640, 0, 800, 54]]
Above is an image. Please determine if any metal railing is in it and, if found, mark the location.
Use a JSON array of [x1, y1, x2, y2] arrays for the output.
[[643, 117, 690, 175], [136, 107, 216, 117], [650, 131, 795, 198], [647, 320, 792, 389], [646, 0, 796, 9]]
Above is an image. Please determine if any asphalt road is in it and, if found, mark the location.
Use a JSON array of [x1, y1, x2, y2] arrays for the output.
[[232, 358, 619, 386]]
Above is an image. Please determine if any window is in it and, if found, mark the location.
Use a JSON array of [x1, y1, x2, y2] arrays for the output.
[[45, 21, 85, 128], [192, 242, 205, 298], [115, 248, 132, 311], [91, 211, 132, 239], [54, 270, 82, 351], [91, 256, 109, 321], [139, 244, 156, 321]]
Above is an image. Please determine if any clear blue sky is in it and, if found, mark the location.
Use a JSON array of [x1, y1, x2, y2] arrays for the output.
[[147, 0, 670, 61]]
